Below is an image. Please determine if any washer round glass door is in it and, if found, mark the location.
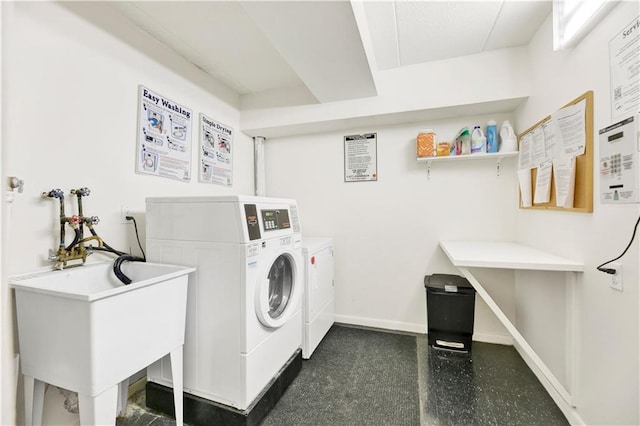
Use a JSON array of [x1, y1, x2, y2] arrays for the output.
[[255, 253, 296, 328]]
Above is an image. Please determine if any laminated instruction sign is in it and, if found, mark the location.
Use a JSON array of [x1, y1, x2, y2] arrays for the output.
[[199, 113, 233, 186], [609, 15, 640, 121], [136, 85, 192, 182], [344, 133, 377, 182]]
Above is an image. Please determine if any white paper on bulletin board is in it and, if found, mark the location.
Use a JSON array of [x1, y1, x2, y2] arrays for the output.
[[136, 85, 192, 182], [610, 15, 640, 121], [344, 133, 377, 182], [199, 114, 233, 186]]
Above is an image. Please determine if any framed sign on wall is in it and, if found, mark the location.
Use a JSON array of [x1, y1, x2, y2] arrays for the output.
[[344, 133, 377, 182]]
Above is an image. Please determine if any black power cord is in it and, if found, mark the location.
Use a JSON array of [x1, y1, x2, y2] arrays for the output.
[[596, 214, 640, 275], [126, 215, 146, 261], [104, 214, 148, 285]]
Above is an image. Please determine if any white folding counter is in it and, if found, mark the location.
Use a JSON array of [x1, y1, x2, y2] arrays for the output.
[[439, 240, 583, 408]]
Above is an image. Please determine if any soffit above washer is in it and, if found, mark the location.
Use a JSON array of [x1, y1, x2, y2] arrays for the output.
[[110, 1, 304, 95], [85, 1, 549, 111], [109, 1, 377, 104]]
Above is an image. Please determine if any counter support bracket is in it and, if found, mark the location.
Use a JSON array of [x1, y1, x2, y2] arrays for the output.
[[457, 267, 575, 407]]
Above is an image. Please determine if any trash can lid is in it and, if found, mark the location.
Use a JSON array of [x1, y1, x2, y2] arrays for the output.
[[424, 274, 475, 293]]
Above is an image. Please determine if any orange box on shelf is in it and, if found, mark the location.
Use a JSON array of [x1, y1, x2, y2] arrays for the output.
[[417, 129, 436, 157], [436, 142, 451, 156]]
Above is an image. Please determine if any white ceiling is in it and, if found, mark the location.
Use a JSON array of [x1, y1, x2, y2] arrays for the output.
[[95, 1, 551, 107], [365, 1, 551, 69]]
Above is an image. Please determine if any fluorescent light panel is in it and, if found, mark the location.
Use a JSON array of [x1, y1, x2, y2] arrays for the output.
[[553, 0, 618, 50]]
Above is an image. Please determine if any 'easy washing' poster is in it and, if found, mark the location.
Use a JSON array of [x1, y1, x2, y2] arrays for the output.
[[136, 85, 193, 182]]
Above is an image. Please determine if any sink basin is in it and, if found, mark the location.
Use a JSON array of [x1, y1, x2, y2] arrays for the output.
[[10, 261, 195, 397]]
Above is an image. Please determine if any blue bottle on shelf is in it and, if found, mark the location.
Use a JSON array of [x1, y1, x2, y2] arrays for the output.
[[486, 120, 498, 153]]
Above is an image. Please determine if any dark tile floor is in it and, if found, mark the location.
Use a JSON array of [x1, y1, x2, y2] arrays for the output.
[[417, 337, 567, 425], [117, 328, 568, 426]]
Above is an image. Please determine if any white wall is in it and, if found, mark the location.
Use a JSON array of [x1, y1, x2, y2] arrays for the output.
[[265, 113, 518, 342], [3, 2, 638, 425], [0, 2, 6, 425], [241, 46, 530, 137], [1, 2, 254, 424], [515, 3, 639, 425]]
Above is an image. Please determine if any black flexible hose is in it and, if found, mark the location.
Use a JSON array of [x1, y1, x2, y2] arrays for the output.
[[113, 254, 145, 285], [91, 246, 123, 255], [84, 223, 146, 285], [76, 194, 85, 241], [65, 228, 81, 252], [88, 227, 127, 256]]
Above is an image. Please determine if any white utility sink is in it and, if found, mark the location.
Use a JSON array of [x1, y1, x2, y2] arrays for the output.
[[10, 261, 195, 426]]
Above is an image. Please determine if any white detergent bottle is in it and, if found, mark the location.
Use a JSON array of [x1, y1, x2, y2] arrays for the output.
[[470, 125, 486, 154], [499, 120, 518, 152]]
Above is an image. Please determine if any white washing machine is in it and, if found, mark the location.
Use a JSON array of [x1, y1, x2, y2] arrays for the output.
[[145, 195, 303, 411], [301, 238, 334, 359]]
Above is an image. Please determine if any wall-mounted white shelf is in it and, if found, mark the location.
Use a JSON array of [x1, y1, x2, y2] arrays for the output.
[[417, 151, 518, 178]]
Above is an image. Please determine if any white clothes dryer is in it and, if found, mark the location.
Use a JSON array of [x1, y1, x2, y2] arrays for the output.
[[145, 195, 303, 411], [301, 238, 334, 359]]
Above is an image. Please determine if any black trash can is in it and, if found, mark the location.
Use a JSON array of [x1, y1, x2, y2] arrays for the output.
[[424, 274, 476, 352]]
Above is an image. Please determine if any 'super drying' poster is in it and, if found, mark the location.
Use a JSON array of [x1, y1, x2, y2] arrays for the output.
[[199, 113, 233, 186], [136, 85, 193, 182]]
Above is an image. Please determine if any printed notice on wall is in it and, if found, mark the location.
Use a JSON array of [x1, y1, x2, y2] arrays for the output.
[[136, 85, 192, 182], [344, 133, 377, 182], [610, 15, 640, 121], [199, 114, 233, 186], [553, 156, 576, 208], [533, 160, 553, 204]]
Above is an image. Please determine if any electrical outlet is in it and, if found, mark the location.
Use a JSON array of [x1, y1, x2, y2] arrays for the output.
[[609, 262, 623, 292], [121, 206, 133, 224]]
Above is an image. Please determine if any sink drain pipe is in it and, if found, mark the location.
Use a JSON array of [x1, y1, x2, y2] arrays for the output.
[[254, 136, 266, 196]]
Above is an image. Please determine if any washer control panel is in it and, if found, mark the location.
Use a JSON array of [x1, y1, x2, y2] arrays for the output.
[[244, 204, 261, 241], [261, 209, 290, 231]]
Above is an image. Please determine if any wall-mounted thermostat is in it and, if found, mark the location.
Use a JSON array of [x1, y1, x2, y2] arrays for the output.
[[599, 115, 639, 204]]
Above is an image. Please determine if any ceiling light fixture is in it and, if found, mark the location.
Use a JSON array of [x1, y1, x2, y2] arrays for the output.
[[553, 0, 618, 50]]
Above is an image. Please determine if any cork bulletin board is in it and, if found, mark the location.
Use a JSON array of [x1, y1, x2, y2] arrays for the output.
[[518, 91, 594, 213]]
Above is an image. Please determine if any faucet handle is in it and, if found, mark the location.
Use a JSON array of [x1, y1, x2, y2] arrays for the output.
[[71, 187, 90, 197], [42, 189, 64, 199], [87, 216, 100, 225], [48, 249, 59, 261]]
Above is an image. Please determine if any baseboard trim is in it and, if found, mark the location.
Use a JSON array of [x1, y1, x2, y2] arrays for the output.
[[334, 314, 426, 335], [472, 332, 513, 346], [334, 315, 513, 346]]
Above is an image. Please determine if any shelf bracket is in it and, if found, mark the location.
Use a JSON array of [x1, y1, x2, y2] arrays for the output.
[[426, 161, 432, 180], [496, 158, 502, 177]]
